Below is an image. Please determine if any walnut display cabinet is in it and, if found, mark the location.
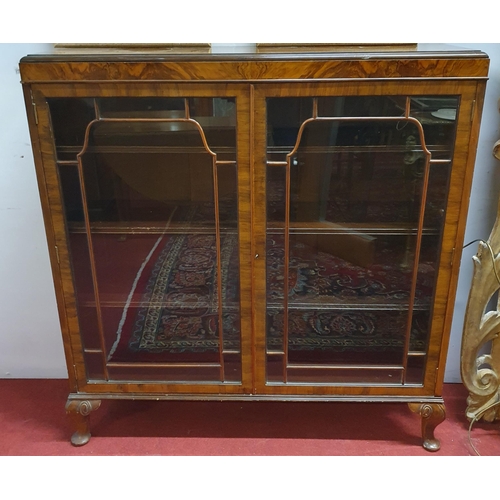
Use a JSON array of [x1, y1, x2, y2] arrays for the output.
[[20, 45, 489, 450]]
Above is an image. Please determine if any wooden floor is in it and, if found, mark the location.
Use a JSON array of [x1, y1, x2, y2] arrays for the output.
[[0, 379, 498, 456]]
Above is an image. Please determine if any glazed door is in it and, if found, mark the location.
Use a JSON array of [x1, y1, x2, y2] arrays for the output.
[[253, 83, 476, 395], [39, 85, 252, 393]]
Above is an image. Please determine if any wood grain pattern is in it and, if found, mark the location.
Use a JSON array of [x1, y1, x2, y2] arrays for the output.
[[234, 87, 253, 392], [435, 81, 487, 396], [22, 85, 81, 391], [33, 93, 90, 388], [20, 57, 489, 84]]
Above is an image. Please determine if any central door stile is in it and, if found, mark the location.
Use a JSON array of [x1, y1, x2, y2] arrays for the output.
[[235, 84, 255, 393], [252, 88, 270, 393]]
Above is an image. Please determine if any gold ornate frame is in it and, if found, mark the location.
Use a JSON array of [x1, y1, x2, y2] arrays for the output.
[[461, 129, 500, 422]]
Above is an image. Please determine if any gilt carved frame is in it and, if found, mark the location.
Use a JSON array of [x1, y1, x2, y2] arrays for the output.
[[461, 133, 500, 422]]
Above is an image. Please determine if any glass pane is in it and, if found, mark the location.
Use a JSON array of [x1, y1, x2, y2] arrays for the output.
[[50, 98, 95, 160], [410, 96, 459, 150], [317, 96, 406, 117], [265, 95, 458, 386], [267, 97, 313, 155], [405, 355, 426, 385], [59, 166, 104, 380], [406, 96, 458, 384], [51, 97, 241, 384]]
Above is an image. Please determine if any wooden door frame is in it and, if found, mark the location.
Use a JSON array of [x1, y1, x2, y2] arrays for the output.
[[28, 81, 254, 395], [251, 80, 484, 397]]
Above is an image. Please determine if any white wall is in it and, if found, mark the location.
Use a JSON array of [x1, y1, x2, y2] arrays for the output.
[[1, 43, 499, 381], [0, 44, 67, 378]]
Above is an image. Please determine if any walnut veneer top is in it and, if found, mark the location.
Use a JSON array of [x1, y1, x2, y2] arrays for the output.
[[19, 44, 489, 83]]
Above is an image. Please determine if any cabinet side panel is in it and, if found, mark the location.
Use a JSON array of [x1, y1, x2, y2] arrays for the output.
[[434, 80, 487, 395], [22, 85, 79, 390]]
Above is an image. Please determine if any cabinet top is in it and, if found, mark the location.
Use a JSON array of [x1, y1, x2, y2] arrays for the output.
[[19, 43, 490, 83]]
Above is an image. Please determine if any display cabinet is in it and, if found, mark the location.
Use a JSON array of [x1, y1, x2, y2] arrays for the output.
[[20, 45, 489, 450]]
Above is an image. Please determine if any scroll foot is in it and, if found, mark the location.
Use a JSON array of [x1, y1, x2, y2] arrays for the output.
[[65, 399, 101, 446], [408, 402, 446, 451]]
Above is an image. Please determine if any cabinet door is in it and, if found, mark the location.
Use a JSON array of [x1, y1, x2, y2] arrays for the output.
[[253, 83, 477, 395], [38, 85, 252, 393]]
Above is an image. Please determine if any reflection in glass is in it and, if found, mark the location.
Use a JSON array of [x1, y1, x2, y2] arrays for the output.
[[266, 96, 458, 385], [51, 97, 241, 383]]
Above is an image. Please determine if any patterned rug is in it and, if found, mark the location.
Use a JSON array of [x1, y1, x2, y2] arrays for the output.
[[108, 232, 240, 362], [108, 229, 433, 362]]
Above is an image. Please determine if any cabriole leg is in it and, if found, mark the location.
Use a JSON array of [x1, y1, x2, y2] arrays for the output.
[[65, 399, 101, 446], [408, 402, 446, 452]]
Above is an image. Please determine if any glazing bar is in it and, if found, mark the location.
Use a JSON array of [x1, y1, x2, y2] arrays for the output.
[[283, 152, 291, 384], [287, 364, 404, 370], [405, 96, 411, 118], [80, 117, 218, 156], [312, 97, 319, 118], [213, 155, 226, 382], [429, 159, 451, 164], [57, 160, 79, 166], [75, 112, 220, 381], [279, 109, 434, 383], [94, 98, 101, 120], [107, 362, 222, 369], [76, 141, 110, 381], [401, 126, 432, 383]]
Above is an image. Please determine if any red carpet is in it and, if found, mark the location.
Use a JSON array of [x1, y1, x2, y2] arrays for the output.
[[0, 380, 498, 456]]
